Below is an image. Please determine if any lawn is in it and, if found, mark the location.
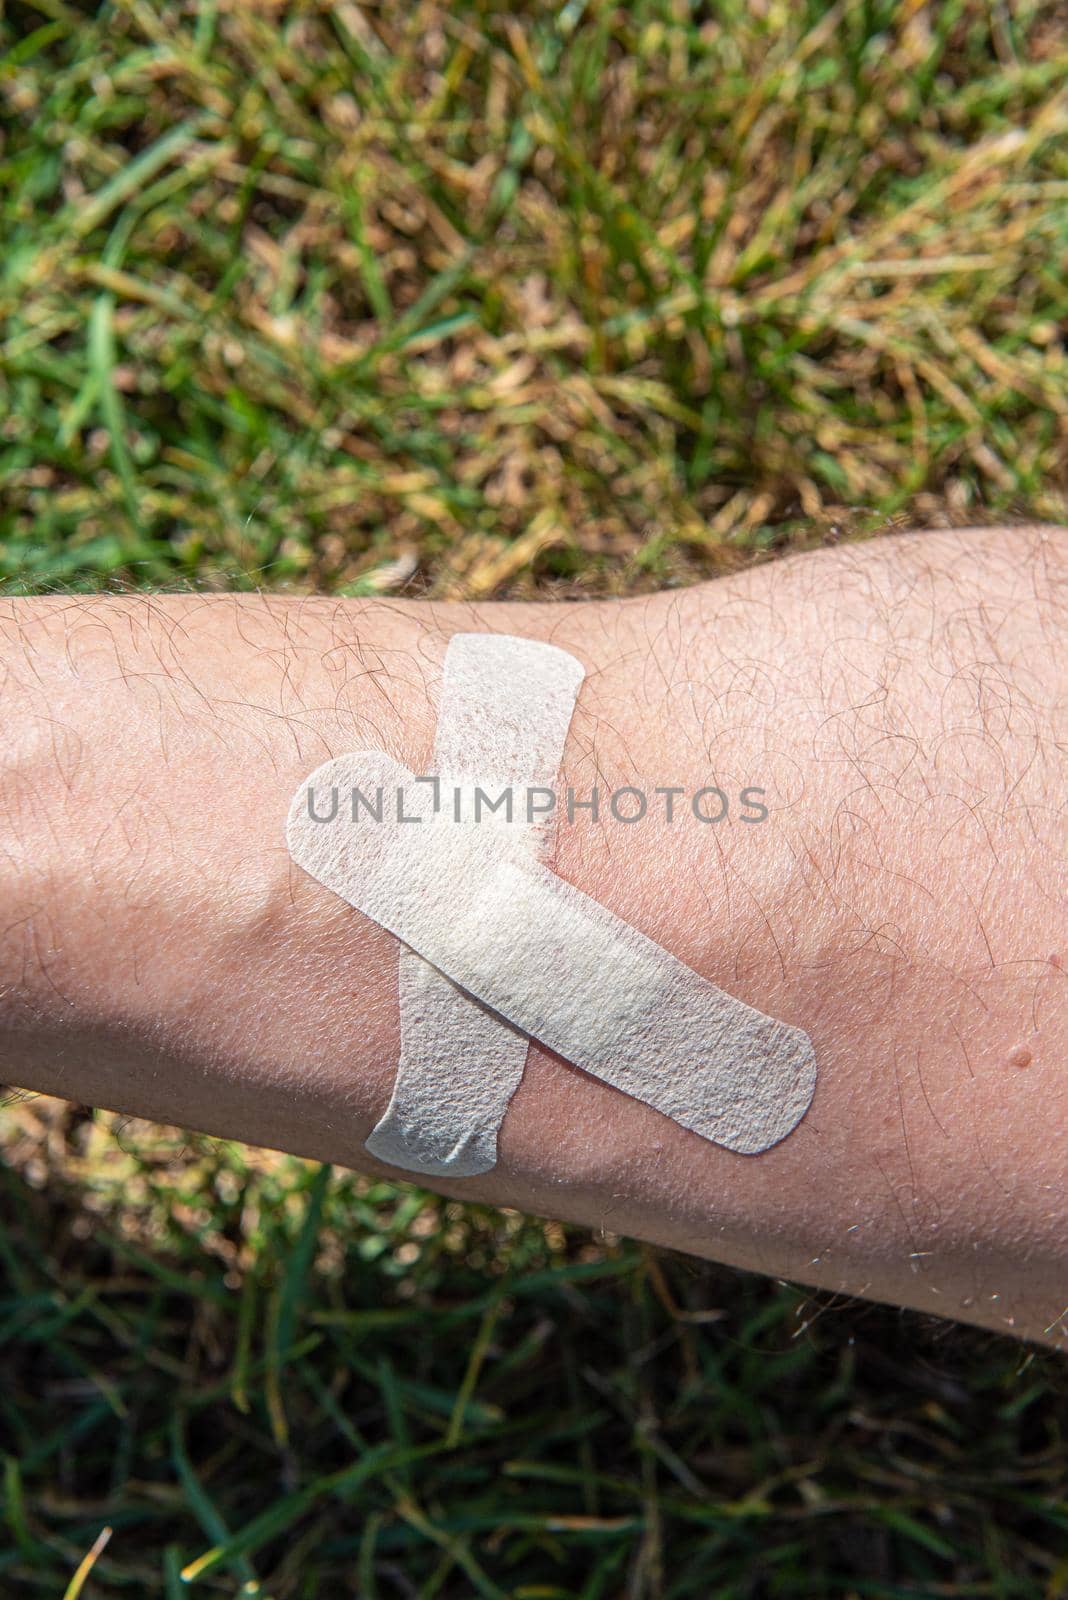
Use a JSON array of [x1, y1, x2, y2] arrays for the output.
[[1, 1, 1067, 1595]]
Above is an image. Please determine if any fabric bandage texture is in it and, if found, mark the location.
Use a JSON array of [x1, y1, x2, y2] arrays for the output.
[[365, 634, 584, 1175], [287, 669, 818, 1166]]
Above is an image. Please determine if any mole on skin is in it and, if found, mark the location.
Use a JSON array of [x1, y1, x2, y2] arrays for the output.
[[1007, 1045, 1033, 1070]]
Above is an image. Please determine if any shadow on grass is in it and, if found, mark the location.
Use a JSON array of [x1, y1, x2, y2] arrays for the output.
[[1, 1099, 1066, 1598]]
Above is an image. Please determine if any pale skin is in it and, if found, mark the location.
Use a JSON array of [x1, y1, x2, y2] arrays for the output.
[[1, 525, 1065, 1347]]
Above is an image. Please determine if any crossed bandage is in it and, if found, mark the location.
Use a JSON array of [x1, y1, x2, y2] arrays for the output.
[[287, 635, 816, 1176]]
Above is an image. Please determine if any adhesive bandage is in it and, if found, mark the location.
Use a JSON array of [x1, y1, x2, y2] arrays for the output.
[[286, 635, 818, 1171], [366, 635, 585, 1176]]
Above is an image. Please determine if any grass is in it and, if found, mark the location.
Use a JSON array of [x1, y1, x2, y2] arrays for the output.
[[1, 0, 1067, 1594], [4, 1102, 1068, 1600], [3, 0, 1067, 595]]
